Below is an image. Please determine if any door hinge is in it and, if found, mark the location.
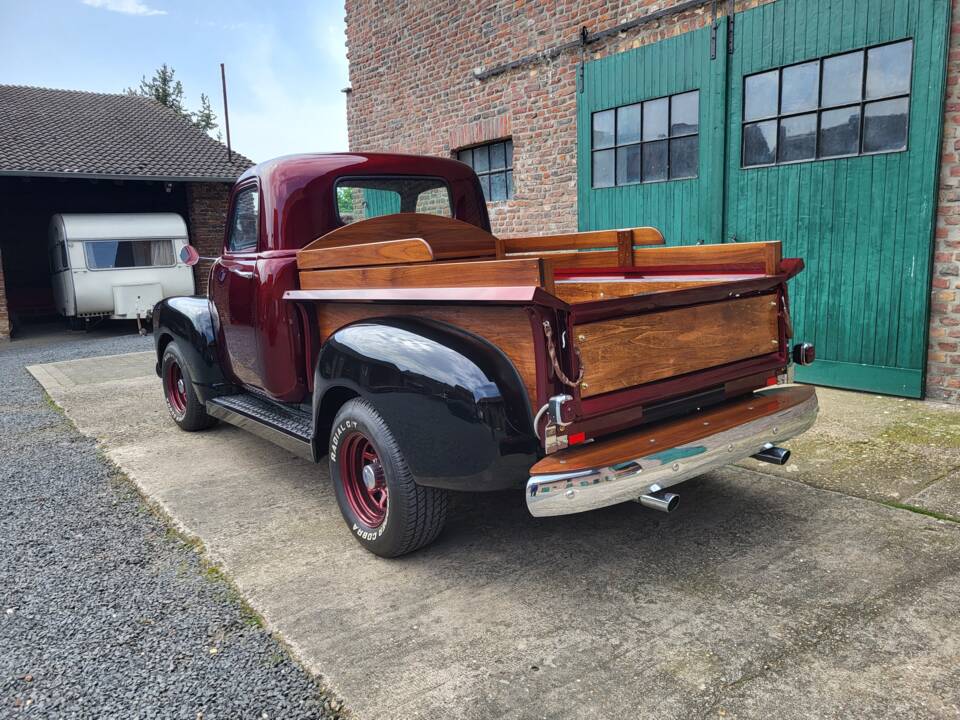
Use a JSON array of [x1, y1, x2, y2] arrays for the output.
[[710, 0, 718, 60], [727, 0, 736, 54]]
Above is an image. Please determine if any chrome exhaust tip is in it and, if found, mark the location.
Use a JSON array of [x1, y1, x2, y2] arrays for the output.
[[752, 444, 791, 465], [638, 491, 679, 513]]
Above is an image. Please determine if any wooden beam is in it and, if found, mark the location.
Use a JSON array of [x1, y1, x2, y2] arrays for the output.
[[297, 237, 434, 270]]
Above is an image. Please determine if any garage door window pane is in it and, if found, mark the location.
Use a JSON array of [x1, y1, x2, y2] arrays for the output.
[[593, 149, 615, 188], [669, 136, 698, 179], [866, 40, 913, 100], [778, 113, 817, 163], [617, 103, 642, 145], [819, 106, 861, 158], [643, 98, 668, 141], [781, 62, 819, 114], [743, 121, 777, 166], [616, 145, 642, 185], [822, 51, 864, 107], [745, 70, 779, 121], [593, 110, 615, 149], [863, 98, 909, 153], [670, 91, 699, 136], [642, 140, 668, 182]]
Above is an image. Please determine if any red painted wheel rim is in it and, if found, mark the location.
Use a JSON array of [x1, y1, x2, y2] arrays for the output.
[[340, 431, 388, 528], [166, 361, 188, 417]]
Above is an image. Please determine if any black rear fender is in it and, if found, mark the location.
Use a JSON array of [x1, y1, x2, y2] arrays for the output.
[[313, 317, 539, 491]]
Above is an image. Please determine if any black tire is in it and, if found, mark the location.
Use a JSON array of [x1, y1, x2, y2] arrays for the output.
[[161, 342, 216, 432], [329, 398, 448, 557]]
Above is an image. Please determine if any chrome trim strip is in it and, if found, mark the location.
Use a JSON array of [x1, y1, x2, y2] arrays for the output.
[[526, 391, 818, 517], [205, 402, 315, 462]]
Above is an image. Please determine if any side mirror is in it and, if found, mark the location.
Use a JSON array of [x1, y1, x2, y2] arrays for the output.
[[179, 245, 200, 267]]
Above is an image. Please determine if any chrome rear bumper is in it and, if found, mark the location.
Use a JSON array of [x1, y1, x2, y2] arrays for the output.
[[526, 390, 818, 517]]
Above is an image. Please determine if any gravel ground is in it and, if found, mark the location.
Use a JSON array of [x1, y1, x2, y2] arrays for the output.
[[0, 326, 339, 719]]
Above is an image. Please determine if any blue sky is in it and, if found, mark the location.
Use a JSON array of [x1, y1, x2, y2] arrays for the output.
[[0, 0, 350, 162]]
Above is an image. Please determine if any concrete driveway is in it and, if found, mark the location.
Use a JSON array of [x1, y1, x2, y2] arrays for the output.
[[29, 352, 960, 719]]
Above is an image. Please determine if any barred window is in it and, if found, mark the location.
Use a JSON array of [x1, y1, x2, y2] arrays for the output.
[[457, 139, 513, 202]]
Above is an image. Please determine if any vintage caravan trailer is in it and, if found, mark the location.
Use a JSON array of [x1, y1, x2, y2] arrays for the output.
[[48, 213, 195, 328]]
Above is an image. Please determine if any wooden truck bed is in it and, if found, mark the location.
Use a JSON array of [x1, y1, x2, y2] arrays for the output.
[[287, 213, 796, 417]]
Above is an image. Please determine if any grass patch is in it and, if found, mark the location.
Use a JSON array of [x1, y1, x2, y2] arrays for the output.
[[41, 390, 65, 416], [882, 500, 960, 524]]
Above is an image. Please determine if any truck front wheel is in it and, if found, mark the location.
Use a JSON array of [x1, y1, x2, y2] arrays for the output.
[[161, 343, 216, 432], [329, 399, 448, 557]]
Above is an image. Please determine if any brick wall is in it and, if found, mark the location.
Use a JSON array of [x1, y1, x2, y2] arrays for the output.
[[926, 0, 960, 402], [344, 0, 765, 237], [186, 182, 231, 295], [0, 247, 10, 339]]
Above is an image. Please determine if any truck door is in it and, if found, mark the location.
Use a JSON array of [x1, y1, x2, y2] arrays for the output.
[[209, 183, 262, 388]]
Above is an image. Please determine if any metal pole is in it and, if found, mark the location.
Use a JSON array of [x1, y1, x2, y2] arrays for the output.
[[220, 62, 233, 161]]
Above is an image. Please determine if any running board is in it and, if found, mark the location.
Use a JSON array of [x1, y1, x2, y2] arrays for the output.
[[206, 393, 315, 461]]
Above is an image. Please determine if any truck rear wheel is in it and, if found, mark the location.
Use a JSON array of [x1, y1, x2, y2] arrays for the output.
[[161, 342, 216, 432], [329, 398, 448, 557]]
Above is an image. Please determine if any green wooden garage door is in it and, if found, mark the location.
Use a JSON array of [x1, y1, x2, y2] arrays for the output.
[[578, 0, 951, 397]]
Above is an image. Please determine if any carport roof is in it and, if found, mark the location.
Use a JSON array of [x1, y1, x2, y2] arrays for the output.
[[0, 84, 253, 182]]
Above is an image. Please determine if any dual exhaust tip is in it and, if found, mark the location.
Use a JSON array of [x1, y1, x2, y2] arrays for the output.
[[635, 445, 791, 513]]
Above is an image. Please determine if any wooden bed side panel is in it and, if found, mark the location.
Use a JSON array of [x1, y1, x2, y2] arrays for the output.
[[298, 213, 498, 260], [299, 257, 544, 290], [297, 237, 434, 270], [317, 303, 539, 405], [575, 294, 780, 397], [629, 241, 782, 274]]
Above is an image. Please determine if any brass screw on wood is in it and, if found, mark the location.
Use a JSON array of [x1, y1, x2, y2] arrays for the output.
[[578, 334, 586, 342]]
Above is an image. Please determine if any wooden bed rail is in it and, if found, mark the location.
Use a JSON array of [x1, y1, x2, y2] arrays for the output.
[[496, 227, 665, 260]]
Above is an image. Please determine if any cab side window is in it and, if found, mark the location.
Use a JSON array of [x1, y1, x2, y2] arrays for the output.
[[227, 186, 259, 252]]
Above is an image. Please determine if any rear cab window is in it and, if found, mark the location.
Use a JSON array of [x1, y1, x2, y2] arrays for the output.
[[335, 177, 452, 225]]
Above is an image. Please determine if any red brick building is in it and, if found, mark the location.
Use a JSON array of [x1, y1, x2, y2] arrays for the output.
[[0, 85, 252, 338], [345, 0, 960, 402]]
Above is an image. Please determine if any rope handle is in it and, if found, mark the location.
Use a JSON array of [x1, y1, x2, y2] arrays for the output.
[[542, 320, 584, 389]]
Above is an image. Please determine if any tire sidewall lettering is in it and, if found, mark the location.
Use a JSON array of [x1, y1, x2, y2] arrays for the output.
[[332, 417, 389, 540]]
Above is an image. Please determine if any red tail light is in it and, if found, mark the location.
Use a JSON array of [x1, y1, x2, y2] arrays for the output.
[[568, 432, 586, 445]]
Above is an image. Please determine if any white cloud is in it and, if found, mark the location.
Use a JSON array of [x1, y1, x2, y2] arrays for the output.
[[81, 0, 166, 17]]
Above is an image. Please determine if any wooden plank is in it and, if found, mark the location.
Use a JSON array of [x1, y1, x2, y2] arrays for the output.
[[500, 226, 665, 254], [299, 257, 544, 291], [531, 385, 815, 476], [316, 303, 539, 405], [297, 237, 434, 270], [575, 294, 780, 397], [299, 213, 498, 260]]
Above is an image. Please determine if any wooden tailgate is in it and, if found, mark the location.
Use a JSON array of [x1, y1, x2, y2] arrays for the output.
[[575, 294, 780, 397]]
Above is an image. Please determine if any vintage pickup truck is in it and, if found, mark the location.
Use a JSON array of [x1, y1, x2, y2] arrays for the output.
[[153, 153, 818, 557]]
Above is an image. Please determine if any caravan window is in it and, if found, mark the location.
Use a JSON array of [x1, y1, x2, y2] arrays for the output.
[[83, 239, 176, 269]]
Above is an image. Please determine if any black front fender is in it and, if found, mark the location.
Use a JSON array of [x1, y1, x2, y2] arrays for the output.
[[153, 296, 230, 403], [313, 317, 539, 491]]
